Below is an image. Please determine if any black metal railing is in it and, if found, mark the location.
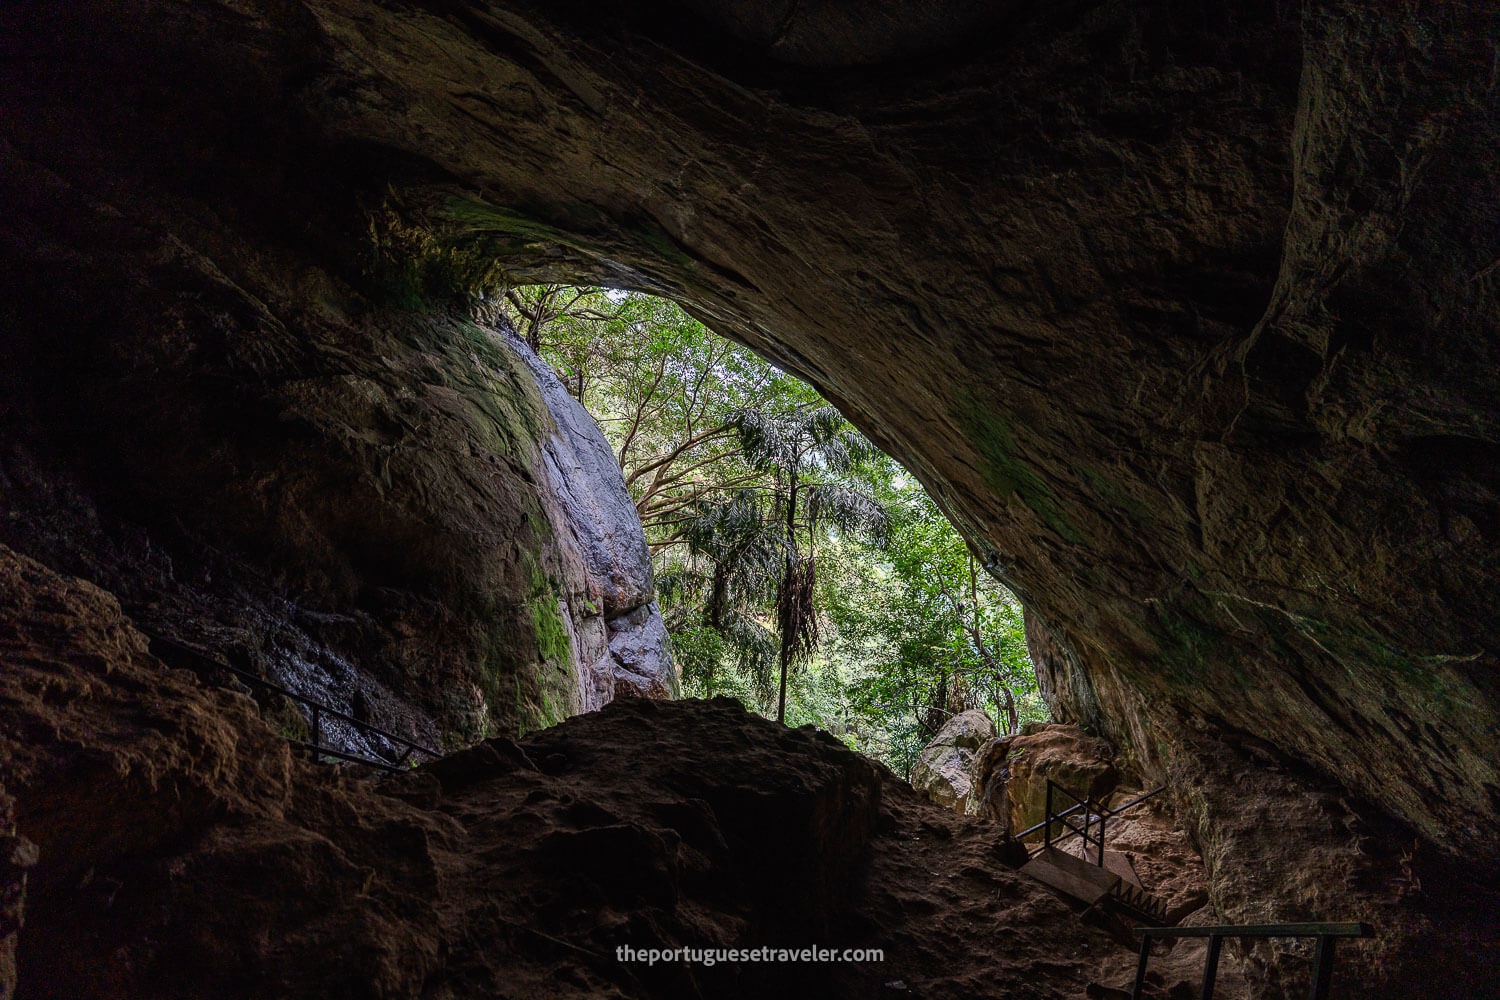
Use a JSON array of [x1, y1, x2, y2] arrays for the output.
[[1130, 922, 1373, 1000], [1018, 781, 1165, 865], [143, 629, 441, 772]]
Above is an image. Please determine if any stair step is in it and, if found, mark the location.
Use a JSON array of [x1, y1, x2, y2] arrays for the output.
[[1021, 847, 1118, 906], [1107, 875, 1171, 923]]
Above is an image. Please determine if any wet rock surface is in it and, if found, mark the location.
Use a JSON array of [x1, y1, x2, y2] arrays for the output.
[[2, 546, 1159, 1000]]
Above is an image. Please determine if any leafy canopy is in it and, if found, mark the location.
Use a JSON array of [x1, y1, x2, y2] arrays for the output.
[[502, 286, 1046, 770]]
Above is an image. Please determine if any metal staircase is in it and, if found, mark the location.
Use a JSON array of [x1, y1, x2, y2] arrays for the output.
[[1016, 780, 1173, 924]]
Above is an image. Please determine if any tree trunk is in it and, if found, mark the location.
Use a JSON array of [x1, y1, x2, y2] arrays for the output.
[[776, 470, 799, 723]]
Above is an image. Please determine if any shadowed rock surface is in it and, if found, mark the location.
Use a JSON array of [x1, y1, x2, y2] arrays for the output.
[[3, 546, 1167, 1000], [0, 0, 1497, 995], [0, 154, 672, 746], [973, 723, 1122, 836]]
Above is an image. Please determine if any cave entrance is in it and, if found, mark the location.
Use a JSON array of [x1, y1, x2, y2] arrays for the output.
[[499, 284, 1047, 778]]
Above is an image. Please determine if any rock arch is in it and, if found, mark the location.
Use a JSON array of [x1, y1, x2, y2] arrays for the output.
[[1, 2, 1496, 992]]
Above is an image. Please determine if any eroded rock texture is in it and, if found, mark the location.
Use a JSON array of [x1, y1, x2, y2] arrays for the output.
[[1, 546, 1154, 1000], [971, 722, 1121, 837], [910, 709, 995, 812], [0, 126, 673, 746], [1, 0, 1497, 995]]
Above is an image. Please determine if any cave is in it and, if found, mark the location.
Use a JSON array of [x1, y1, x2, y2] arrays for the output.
[[1, 2, 1496, 998]]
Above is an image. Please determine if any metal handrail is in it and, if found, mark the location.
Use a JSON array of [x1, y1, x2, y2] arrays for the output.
[[1015, 798, 1090, 840], [1131, 922, 1373, 1000], [1021, 783, 1166, 868], [1018, 784, 1165, 840], [1047, 780, 1106, 864], [142, 629, 441, 769]]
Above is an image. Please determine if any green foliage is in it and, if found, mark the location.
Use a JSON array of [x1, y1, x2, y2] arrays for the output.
[[822, 464, 1046, 777], [510, 286, 1047, 772], [668, 402, 890, 718]]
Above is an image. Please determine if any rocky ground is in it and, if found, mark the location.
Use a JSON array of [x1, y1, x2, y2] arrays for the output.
[[2, 543, 1227, 1000]]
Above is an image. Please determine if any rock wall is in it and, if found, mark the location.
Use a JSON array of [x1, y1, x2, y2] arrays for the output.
[[0, 130, 673, 745], [517, 327, 678, 711]]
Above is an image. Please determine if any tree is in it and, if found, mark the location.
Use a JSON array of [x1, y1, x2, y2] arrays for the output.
[[822, 460, 1041, 775], [500, 283, 1043, 766], [732, 405, 886, 721], [505, 288, 816, 541]]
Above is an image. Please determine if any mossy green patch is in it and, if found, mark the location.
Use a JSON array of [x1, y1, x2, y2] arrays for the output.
[[532, 595, 572, 664], [441, 197, 565, 241], [264, 694, 311, 743], [1080, 466, 1156, 527], [440, 196, 618, 260], [391, 316, 553, 460], [442, 686, 490, 750], [523, 554, 573, 664], [1229, 596, 1471, 705], [955, 393, 1086, 545], [1143, 596, 1238, 687], [477, 620, 517, 729], [363, 202, 513, 311]]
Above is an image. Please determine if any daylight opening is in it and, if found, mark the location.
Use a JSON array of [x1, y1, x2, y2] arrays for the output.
[[501, 286, 1048, 778]]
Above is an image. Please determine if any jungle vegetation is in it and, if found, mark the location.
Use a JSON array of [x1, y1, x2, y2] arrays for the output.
[[499, 286, 1047, 776]]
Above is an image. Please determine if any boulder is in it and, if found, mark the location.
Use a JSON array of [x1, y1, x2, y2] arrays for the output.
[[910, 709, 996, 812], [971, 723, 1120, 838], [514, 324, 679, 714]]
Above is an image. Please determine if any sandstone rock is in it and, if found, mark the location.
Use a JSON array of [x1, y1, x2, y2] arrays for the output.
[[513, 322, 678, 714], [1168, 728, 1500, 1000], [0, 546, 1151, 999], [0, 796, 32, 1000], [1, 2, 1497, 993], [973, 723, 1120, 839], [1081, 790, 1208, 925], [604, 602, 678, 701], [910, 710, 996, 812], [0, 179, 672, 745]]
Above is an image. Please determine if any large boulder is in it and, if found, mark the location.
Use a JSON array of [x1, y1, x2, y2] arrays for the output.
[[910, 710, 996, 812], [515, 325, 679, 712], [971, 723, 1120, 837]]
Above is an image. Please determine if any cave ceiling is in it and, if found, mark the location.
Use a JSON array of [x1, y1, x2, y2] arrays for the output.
[[1, 0, 1496, 863]]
